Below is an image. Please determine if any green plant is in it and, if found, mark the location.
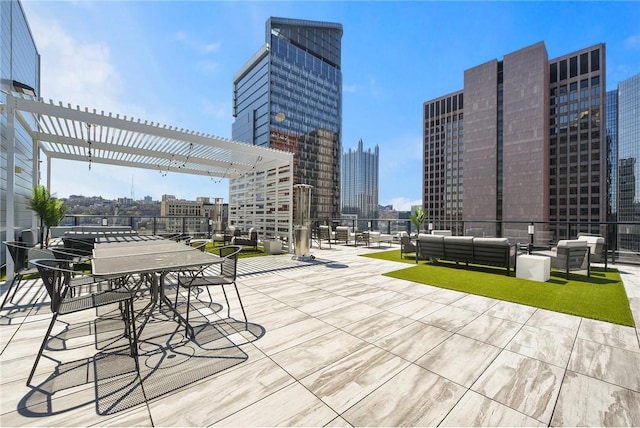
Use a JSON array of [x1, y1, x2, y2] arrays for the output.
[[410, 206, 427, 234], [28, 185, 67, 247]]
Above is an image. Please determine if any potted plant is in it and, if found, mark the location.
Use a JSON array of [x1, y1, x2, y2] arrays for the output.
[[28, 185, 67, 248], [410, 206, 427, 236]]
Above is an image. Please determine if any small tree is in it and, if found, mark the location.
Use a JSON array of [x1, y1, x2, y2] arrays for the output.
[[28, 185, 67, 247], [410, 206, 427, 235]]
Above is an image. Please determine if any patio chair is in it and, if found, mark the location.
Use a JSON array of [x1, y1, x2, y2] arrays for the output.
[[233, 228, 258, 250], [335, 226, 355, 245], [26, 259, 138, 386], [2, 241, 39, 309], [550, 239, 591, 279], [174, 245, 247, 333], [577, 233, 607, 268], [400, 235, 417, 259], [317, 225, 333, 248]]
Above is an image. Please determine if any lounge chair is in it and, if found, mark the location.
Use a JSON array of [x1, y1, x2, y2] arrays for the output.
[[400, 235, 417, 259], [549, 239, 591, 279]]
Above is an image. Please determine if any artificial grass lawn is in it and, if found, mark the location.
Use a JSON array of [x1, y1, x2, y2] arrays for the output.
[[361, 249, 634, 327], [203, 242, 269, 259]]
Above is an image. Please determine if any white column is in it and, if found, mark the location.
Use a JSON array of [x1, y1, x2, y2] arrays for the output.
[[5, 95, 16, 281]]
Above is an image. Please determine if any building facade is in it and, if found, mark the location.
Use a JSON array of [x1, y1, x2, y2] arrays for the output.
[[423, 91, 464, 229], [341, 139, 379, 225], [423, 41, 607, 241], [160, 195, 226, 235], [616, 74, 640, 251], [606, 89, 618, 223], [1, 0, 40, 267], [231, 17, 343, 224]]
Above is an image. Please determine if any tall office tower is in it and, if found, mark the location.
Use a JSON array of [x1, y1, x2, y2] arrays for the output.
[[232, 17, 343, 223], [341, 139, 379, 225], [1, 0, 40, 265], [616, 74, 640, 251], [606, 90, 618, 222], [548, 44, 606, 237], [423, 91, 464, 228], [423, 41, 606, 239]]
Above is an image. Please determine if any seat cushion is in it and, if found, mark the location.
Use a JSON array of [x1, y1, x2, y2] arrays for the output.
[[557, 239, 588, 248]]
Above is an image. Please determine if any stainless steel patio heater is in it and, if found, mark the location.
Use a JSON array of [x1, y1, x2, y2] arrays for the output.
[[293, 184, 314, 260], [212, 198, 223, 233]]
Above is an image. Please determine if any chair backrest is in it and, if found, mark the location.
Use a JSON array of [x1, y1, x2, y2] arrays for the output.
[[556, 240, 589, 268], [21, 229, 37, 247], [400, 236, 416, 251], [217, 245, 242, 281], [319, 225, 332, 240], [335, 226, 350, 241], [30, 259, 69, 312], [51, 246, 92, 269], [191, 241, 207, 252], [577, 235, 605, 260], [4, 241, 30, 273]]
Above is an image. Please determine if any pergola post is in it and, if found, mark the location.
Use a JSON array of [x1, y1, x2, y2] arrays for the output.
[[5, 94, 16, 281]]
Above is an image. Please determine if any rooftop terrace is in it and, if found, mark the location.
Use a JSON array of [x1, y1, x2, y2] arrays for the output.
[[1, 243, 639, 426]]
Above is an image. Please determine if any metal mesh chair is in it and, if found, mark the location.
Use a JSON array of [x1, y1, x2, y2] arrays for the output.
[[2, 241, 39, 309], [174, 245, 246, 333], [26, 259, 138, 386]]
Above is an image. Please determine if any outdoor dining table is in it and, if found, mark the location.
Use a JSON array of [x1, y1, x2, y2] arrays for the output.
[[92, 238, 223, 338]]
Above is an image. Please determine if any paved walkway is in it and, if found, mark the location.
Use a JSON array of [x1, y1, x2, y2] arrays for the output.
[[1, 244, 639, 426]]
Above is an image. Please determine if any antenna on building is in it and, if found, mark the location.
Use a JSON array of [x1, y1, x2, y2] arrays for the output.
[[131, 176, 135, 200]]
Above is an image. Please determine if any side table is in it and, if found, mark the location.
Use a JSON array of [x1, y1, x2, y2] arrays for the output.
[[516, 254, 550, 282]]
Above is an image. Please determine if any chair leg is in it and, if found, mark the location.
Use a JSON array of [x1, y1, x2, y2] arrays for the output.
[[185, 287, 192, 337], [127, 299, 138, 358], [0, 277, 17, 310], [232, 282, 248, 330], [26, 313, 58, 386], [220, 286, 231, 319], [8, 274, 24, 305]]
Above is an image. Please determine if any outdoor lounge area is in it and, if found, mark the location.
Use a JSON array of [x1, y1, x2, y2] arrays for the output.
[[1, 241, 639, 426]]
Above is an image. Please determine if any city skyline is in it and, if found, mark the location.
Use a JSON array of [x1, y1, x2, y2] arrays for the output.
[[21, 1, 640, 211]]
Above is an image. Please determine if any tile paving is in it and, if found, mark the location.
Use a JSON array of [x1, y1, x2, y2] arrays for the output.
[[1, 243, 639, 426]]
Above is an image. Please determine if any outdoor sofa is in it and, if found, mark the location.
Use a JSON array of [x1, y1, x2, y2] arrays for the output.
[[361, 231, 393, 247], [232, 227, 258, 250], [416, 234, 517, 275]]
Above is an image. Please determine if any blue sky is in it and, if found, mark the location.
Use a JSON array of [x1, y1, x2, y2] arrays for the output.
[[21, 1, 640, 210]]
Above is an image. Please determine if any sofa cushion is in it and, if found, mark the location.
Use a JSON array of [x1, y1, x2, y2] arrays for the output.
[[473, 237, 509, 246], [431, 230, 452, 236], [419, 234, 444, 242]]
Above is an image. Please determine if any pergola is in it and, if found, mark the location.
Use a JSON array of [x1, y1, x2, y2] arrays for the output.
[[3, 92, 294, 273]]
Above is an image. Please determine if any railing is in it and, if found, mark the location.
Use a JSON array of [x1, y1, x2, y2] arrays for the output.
[[54, 215, 640, 265], [58, 215, 217, 238]]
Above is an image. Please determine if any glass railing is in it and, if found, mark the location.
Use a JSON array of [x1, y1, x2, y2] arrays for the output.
[[55, 215, 640, 265]]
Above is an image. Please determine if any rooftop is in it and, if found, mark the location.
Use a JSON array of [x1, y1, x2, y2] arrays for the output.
[[1, 243, 639, 426]]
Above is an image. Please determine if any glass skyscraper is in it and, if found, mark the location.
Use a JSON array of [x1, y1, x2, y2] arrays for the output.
[[341, 139, 379, 226], [1, 0, 40, 264], [616, 74, 640, 252], [232, 17, 343, 222], [606, 90, 618, 221]]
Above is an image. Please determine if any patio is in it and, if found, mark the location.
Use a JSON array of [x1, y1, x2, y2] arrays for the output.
[[1, 243, 639, 426]]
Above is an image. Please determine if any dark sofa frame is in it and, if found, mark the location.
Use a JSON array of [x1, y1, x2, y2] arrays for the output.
[[417, 235, 517, 275]]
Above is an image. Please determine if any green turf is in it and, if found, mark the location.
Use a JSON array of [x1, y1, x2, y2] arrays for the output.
[[203, 242, 269, 259], [361, 249, 635, 327]]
